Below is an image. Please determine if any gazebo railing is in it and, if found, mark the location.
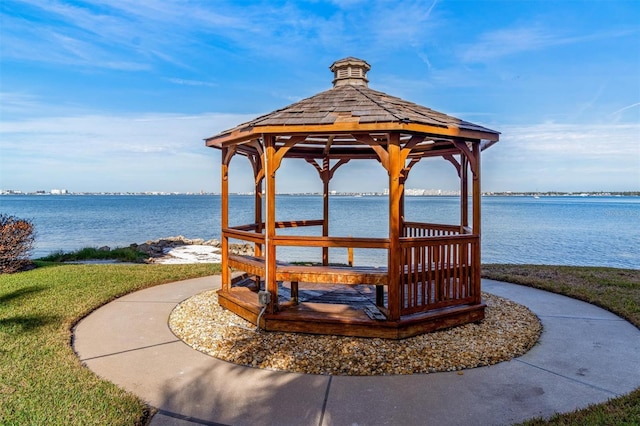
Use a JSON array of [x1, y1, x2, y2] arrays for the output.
[[228, 221, 472, 246], [228, 219, 325, 233], [225, 220, 325, 252], [273, 235, 389, 249], [224, 220, 480, 319], [403, 221, 472, 237], [224, 227, 266, 244], [399, 234, 478, 316]]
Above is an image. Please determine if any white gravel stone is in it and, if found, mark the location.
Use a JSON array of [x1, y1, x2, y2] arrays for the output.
[[169, 291, 542, 376]]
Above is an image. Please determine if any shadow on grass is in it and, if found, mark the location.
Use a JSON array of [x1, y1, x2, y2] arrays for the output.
[[0, 314, 60, 334], [0, 285, 45, 304]]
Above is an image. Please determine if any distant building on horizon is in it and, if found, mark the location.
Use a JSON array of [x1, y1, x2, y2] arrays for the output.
[[390, 188, 461, 196]]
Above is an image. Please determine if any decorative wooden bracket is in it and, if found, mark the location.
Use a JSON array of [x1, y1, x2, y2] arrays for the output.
[[329, 159, 350, 180], [398, 134, 424, 181], [401, 157, 421, 182], [222, 145, 237, 166], [305, 158, 350, 182], [244, 140, 265, 184], [354, 134, 389, 171], [403, 134, 424, 152], [272, 136, 306, 172], [249, 154, 264, 184], [443, 154, 462, 178], [250, 139, 264, 158], [453, 140, 478, 175], [324, 136, 334, 155], [305, 158, 323, 175]]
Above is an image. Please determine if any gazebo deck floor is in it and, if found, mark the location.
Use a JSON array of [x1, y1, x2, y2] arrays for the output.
[[218, 279, 485, 339]]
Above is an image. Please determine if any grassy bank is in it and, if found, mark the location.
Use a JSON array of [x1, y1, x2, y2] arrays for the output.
[[482, 265, 640, 331], [0, 262, 220, 425], [482, 264, 640, 425], [37, 247, 148, 263], [0, 263, 637, 424]]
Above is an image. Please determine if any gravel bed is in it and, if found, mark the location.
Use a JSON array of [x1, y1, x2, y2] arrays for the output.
[[169, 291, 541, 376]]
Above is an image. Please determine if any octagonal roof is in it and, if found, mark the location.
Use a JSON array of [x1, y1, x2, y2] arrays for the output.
[[206, 58, 499, 148]]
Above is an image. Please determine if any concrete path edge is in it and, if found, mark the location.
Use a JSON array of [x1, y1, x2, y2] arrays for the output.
[[73, 276, 640, 426]]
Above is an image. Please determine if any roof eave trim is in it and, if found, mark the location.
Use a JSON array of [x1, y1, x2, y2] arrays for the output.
[[205, 122, 499, 148]]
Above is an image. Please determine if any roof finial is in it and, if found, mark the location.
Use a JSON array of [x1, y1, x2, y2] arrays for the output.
[[330, 57, 370, 88]]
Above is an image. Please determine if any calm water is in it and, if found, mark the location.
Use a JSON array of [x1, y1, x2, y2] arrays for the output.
[[1, 194, 638, 269]]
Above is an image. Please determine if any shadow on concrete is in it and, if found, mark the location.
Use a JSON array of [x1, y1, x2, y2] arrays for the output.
[[155, 358, 329, 426]]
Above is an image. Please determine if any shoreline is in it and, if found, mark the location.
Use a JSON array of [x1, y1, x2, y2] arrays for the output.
[[134, 236, 253, 264]]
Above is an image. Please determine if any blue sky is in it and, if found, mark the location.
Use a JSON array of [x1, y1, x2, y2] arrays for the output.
[[1, 0, 639, 194]]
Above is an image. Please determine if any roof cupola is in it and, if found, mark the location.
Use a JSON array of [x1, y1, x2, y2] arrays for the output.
[[330, 57, 371, 87]]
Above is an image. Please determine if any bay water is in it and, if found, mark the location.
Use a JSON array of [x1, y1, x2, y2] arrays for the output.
[[1, 194, 638, 269]]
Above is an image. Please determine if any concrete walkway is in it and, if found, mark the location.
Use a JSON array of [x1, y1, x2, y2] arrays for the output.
[[73, 277, 640, 426]]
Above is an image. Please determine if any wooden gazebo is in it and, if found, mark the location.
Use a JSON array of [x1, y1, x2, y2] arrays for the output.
[[206, 57, 499, 339]]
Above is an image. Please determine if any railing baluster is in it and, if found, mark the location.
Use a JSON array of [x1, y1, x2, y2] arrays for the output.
[[420, 245, 426, 307]]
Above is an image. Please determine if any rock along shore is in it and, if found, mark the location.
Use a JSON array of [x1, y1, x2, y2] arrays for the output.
[[128, 236, 253, 264]]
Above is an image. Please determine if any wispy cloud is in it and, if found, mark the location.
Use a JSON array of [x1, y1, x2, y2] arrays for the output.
[[609, 102, 640, 122], [482, 121, 640, 191], [460, 25, 638, 63], [168, 78, 218, 88], [498, 122, 640, 158], [1, 0, 244, 70], [0, 111, 254, 155], [0, 92, 48, 115], [0, 110, 256, 192], [2, 0, 448, 71], [366, 1, 440, 47]]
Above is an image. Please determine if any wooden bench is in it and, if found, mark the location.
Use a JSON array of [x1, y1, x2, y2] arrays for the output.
[[228, 254, 388, 305], [228, 254, 470, 309]]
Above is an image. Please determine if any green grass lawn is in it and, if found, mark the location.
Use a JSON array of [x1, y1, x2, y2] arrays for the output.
[[0, 262, 220, 426], [38, 247, 149, 263], [0, 262, 637, 425], [482, 264, 640, 426]]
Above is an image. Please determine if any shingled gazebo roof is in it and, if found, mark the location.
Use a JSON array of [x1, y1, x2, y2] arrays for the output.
[[206, 57, 499, 148]]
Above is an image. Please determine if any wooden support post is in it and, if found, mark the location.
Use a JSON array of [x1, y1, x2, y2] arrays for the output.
[[399, 185, 406, 236], [472, 142, 482, 304], [253, 174, 263, 290], [246, 151, 264, 289], [322, 157, 330, 266], [254, 174, 263, 258], [460, 154, 469, 229], [387, 133, 402, 321], [264, 135, 278, 313], [221, 147, 230, 291]]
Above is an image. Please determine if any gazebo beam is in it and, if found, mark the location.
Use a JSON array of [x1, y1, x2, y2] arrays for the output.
[[228, 134, 474, 162], [206, 122, 499, 147]]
